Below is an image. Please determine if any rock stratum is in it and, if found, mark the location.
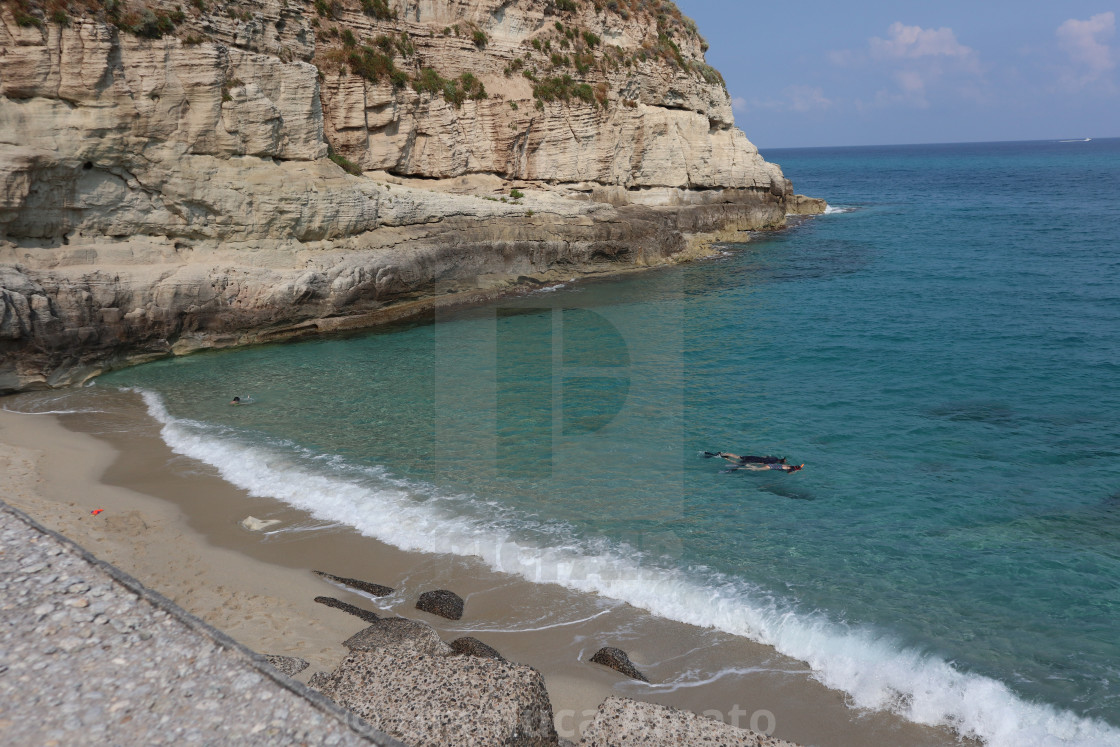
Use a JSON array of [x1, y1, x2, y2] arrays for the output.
[[0, 0, 824, 392]]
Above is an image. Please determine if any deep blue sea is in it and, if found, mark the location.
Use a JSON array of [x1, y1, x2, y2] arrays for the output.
[[92, 139, 1120, 745]]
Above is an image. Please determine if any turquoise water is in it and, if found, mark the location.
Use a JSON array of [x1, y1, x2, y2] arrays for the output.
[[95, 139, 1120, 745]]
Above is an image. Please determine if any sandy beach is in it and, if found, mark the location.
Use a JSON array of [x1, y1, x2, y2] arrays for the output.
[[0, 390, 966, 746]]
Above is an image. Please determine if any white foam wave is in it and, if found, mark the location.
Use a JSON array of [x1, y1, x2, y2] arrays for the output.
[[1, 406, 108, 415], [651, 665, 796, 693], [824, 204, 857, 214], [448, 608, 615, 635], [133, 387, 1119, 747]]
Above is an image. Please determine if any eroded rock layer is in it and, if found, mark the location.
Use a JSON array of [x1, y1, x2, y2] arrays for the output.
[[0, 0, 823, 392]]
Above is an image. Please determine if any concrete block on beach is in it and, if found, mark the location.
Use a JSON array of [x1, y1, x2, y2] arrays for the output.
[[344, 618, 454, 657], [578, 696, 798, 747], [312, 650, 559, 746]]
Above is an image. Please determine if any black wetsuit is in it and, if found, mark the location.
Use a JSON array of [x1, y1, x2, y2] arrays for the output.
[[722, 453, 786, 465]]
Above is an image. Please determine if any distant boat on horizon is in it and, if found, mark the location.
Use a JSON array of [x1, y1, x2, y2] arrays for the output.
[[1058, 137, 1092, 142]]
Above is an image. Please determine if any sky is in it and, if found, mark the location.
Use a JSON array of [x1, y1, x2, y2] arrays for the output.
[[674, 0, 1119, 148]]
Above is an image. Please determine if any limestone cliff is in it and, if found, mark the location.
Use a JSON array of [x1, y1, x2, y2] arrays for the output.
[[0, 0, 823, 392]]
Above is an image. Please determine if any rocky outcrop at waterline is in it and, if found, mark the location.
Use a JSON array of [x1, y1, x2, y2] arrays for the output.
[[0, 0, 824, 392]]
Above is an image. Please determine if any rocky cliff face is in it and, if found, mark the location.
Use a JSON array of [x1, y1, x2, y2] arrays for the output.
[[0, 0, 823, 393]]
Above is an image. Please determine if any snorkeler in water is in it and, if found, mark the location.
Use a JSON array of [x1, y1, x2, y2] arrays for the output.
[[726, 461, 804, 473], [702, 451, 803, 473], [703, 451, 786, 465]]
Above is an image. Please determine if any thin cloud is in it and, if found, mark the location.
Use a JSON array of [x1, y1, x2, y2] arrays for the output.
[[870, 22, 974, 61], [1056, 12, 1116, 85], [876, 71, 931, 109], [745, 86, 833, 113], [830, 22, 983, 108], [786, 85, 833, 112]]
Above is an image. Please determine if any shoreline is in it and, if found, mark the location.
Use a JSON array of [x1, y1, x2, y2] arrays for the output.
[[0, 392, 964, 746], [3, 219, 772, 395]]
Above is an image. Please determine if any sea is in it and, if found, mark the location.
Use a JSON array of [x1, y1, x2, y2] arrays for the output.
[[66, 138, 1120, 744]]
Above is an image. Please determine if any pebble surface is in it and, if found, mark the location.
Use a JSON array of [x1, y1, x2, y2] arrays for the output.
[[0, 500, 403, 746]]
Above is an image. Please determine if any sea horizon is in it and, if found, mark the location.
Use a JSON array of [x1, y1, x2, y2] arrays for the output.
[[758, 134, 1120, 152]]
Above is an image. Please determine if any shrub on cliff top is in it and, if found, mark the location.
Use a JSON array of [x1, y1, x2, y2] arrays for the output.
[[349, 46, 407, 87], [412, 68, 486, 108], [533, 74, 596, 106], [412, 67, 445, 96], [13, 8, 43, 27], [130, 8, 179, 38], [359, 0, 395, 20], [313, 0, 336, 19], [458, 72, 487, 100], [374, 33, 394, 52], [693, 61, 724, 88], [656, 32, 684, 67], [396, 32, 414, 57]]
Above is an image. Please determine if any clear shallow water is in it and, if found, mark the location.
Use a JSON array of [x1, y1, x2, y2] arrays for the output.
[[92, 139, 1120, 745]]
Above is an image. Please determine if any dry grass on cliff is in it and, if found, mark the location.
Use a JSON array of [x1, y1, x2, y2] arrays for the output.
[[4, 0, 722, 94], [7, 0, 194, 38]]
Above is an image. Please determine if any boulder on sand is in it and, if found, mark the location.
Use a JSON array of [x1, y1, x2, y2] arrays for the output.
[[415, 589, 465, 620]]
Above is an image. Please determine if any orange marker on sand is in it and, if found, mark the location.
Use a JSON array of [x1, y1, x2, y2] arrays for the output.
[[90, 509, 104, 516]]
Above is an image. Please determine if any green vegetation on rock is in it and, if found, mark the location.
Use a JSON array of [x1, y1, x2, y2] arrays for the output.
[[412, 68, 487, 108]]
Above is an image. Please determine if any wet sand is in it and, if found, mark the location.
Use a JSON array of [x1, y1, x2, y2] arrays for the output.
[[0, 389, 967, 746]]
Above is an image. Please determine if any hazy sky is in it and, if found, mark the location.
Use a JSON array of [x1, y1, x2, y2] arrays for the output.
[[674, 1, 1119, 148]]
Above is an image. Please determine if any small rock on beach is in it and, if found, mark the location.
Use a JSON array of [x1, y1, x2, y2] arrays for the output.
[[588, 647, 649, 683], [415, 588, 464, 620], [264, 654, 310, 677], [313, 596, 381, 624], [313, 570, 394, 597]]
